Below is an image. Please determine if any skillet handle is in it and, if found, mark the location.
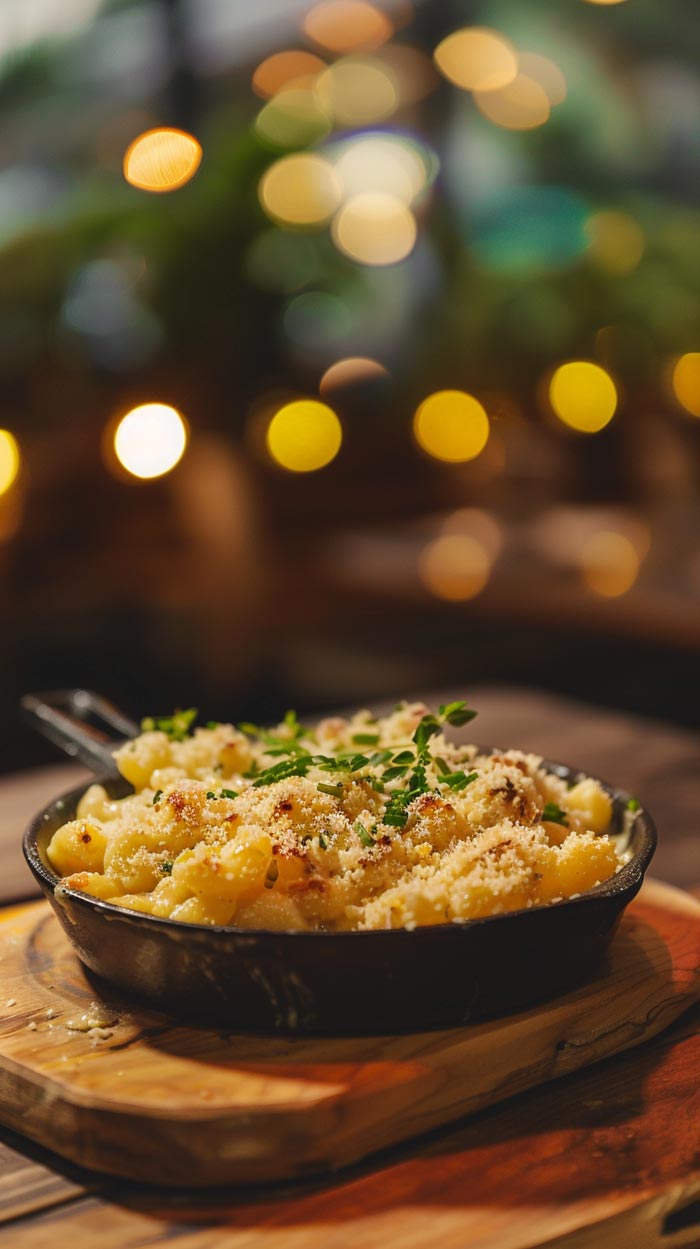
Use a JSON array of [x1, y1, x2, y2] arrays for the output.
[[20, 689, 139, 775]]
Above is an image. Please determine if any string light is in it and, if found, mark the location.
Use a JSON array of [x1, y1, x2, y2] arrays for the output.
[[266, 399, 342, 471], [332, 135, 428, 204], [303, 1, 393, 54], [123, 129, 202, 192], [580, 531, 639, 597], [434, 28, 518, 93], [420, 534, 491, 601], [258, 154, 341, 227], [320, 357, 389, 394], [252, 51, 326, 99], [113, 403, 188, 480], [413, 391, 490, 462], [549, 362, 618, 433], [474, 75, 551, 131], [331, 192, 416, 265], [315, 56, 398, 127], [672, 353, 700, 417], [0, 430, 20, 496]]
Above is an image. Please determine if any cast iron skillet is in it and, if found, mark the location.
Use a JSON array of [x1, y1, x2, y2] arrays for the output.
[[21, 689, 656, 1035]]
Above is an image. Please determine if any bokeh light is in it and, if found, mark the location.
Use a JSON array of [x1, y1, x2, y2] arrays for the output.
[[420, 534, 491, 601], [377, 44, 439, 107], [580, 531, 639, 597], [434, 28, 518, 93], [266, 399, 342, 472], [672, 352, 700, 417], [259, 154, 341, 227], [0, 430, 20, 496], [304, 1, 393, 54], [474, 75, 551, 131], [320, 356, 389, 394], [123, 129, 202, 193], [332, 192, 416, 265], [333, 134, 429, 204], [442, 508, 502, 558], [255, 89, 331, 148], [585, 210, 645, 274], [113, 403, 188, 480], [413, 391, 490, 463], [549, 362, 618, 433], [315, 56, 398, 127], [252, 51, 326, 99], [517, 52, 567, 106]]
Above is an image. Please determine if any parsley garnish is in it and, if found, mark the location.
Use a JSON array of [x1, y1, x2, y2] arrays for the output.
[[319, 831, 329, 850], [441, 770, 479, 791], [206, 788, 238, 800], [438, 700, 478, 727], [352, 733, 380, 745], [355, 819, 376, 848], [542, 802, 569, 826], [152, 789, 163, 805], [160, 860, 173, 875], [317, 781, 343, 797], [141, 709, 197, 741], [206, 720, 220, 729], [627, 797, 640, 812]]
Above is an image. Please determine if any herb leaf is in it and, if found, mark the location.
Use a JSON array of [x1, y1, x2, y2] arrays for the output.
[[438, 700, 477, 727], [542, 801, 569, 826], [355, 819, 376, 848], [627, 797, 640, 812], [317, 781, 343, 797], [152, 789, 163, 805], [141, 709, 197, 741], [160, 860, 173, 875], [441, 770, 479, 791], [352, 732, 380, 745]]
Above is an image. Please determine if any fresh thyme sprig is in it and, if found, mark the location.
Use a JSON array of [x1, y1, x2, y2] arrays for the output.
[[141, 709, 198, 741]]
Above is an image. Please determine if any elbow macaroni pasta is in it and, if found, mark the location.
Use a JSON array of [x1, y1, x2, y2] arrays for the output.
[[47, 702, 625, 931]]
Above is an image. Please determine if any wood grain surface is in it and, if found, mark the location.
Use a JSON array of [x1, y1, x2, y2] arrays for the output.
[[0, 879, 697, 1191]]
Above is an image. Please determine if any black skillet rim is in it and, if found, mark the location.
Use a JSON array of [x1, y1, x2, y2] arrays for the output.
[[22, 758, 657, 943]]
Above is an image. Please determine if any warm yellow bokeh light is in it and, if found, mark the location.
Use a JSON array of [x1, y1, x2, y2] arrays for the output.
[[259, 154, 341, 227], [333, 136, 427, 204], [320, 356, 389, 394], [304, 1, 393, 53], [123, 128, 202, 192], [586, 211, 645, 274], [442, 508, 502, 558], [252, 50, 326, 98], [255, 89, 331, 148], [549, 362, 618, 433], [332, 192, 416, 265], [517, 52, 567, 106], [414, 391, 490, 463], [420, 534, 491, 601], [113, 403, 188, 480], [474, 74, 551, 130], [266, 400, 342, 472], [580, 531, 639, 598], [434, 28, 518, 93], [672, 352, 700, 417], [0, 430, 20, 497], [315, 57, 397, 126]]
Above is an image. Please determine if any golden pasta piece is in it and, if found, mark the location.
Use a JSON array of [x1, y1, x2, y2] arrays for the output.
[[47, 819, 108, 876], [61, 871, 124, 900], [566, 778, 613, 834], [234, 892, 308, 931], [114, 732, 173, 789]]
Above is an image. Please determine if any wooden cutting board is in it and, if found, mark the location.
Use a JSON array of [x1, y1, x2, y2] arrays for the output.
[[0, 878, 697, 1189]]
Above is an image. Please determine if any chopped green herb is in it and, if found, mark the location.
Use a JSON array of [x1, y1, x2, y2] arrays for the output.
[[355, 819, 376, 848], [352, 733, 380, 745], [412, 714, 442, 754], [391, 750, 415, 765], [319, 831, 329, 850], [252, 756, 314, 787], [141, 708, 197, 741], [220, 788, 238, 800], [152, 789, 163, 805], [206, 720, 220, 729], [382, 764, 410, 782], [371, 779, 385, 793], [160, 860, 173, 875], [206, 790, 217, 800], [317, 781, 344, 797], [438, 700, 477, 727], [441, 770, 479, 791], [433, 756, 450, 775], [368, 749, 393, 767], [627, 797, 641, 812], [542, 802, 569, 826]]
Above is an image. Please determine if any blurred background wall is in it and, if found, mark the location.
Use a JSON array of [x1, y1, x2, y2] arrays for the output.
[[1, 0, 699, 770]]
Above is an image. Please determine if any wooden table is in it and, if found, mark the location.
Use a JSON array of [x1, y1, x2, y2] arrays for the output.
[[1, 687, 699, 1248]]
